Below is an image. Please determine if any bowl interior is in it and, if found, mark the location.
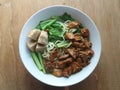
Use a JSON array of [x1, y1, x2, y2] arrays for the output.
[[19, 5, 101, 87]]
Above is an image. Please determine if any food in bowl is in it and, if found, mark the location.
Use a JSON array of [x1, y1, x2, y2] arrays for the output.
[[27, 13, 94, 77], [19, 5, 101, 86]]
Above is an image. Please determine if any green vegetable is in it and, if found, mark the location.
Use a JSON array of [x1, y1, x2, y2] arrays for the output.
[[36, 16, 57, 30], [37, 52, 46, 73], [59, 12, 74, 22], [48, 35, 63, 42], [40, 19, 56, 30], [31, 52, 42, 70], [52, 23, 62, 28], [49, 27, 64, 37]]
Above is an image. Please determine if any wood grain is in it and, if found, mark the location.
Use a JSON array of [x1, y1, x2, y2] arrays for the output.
[[0, 0, 120, 90]]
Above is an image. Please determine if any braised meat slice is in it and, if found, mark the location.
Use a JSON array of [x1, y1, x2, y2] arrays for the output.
[[87, 49, 94, 58], [65, 32, 74, 40], [44, 61, 55, 73], [68, 21, 79, 28], [74, 33, 83, 41], [72, 39, 92, 50], [72, 42, 84, 48], [79, 51, 89, 63], [52, 69, 63, 77], [81, 28, 89, 37], [62, 66, 72, 77], [63, 62, 82, 77], [72, 42, 80, 48], [71, 62, 82, 73], [58, 54, 70, 60], [54, 58, 73, 69], [84, 39, 92, 48], [49, 50, 58, 62], [81, 62, 89, 67], [76, 58, 82, 64], [67, 48, 76, 59]]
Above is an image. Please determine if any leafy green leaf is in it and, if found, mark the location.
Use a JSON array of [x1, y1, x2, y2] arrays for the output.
[[59, 12, 74, 22], [36, 16, 57, 30], [48, 35, 63, 42], [40, 19, 56, 30], [52, 23, 62, 29], [49, 27, 64, 37]]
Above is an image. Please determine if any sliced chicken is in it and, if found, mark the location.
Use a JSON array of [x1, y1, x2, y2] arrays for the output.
[[63, 62, 82, 77], [58, 54, 70, 60], [74, 33, 83, 41], [81, 28, 89, 37], [68, 21, 79, 29], [87, 49, 94, 58], [79, 51, 89, 63], [84, 39, 92, 48], [67, 48, 76, 59], [71, 62, 82, 73], [52, 69, 63, 77], [76, 58, 82, 64], [81, 62, 90, 67], [28, 29, 41, 40], [54, 58, 73, 69], [38, 31, 48, 45], [27, 39, 37, 51], [50, 50, 58, 62], [44, 61, 55, 73], [65, 32, 74, 40], [72, 42, 80, 48], [63, 66, 72, 77]]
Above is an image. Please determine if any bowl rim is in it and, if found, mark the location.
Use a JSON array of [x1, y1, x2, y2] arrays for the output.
[[19, 5, 101, 87]]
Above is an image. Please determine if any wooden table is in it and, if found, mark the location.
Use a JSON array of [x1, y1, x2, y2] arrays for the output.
[[0, 0, 120, 90]]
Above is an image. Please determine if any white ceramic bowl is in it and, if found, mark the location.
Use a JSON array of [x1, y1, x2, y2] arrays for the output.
[[19, 5, 101, 87]]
